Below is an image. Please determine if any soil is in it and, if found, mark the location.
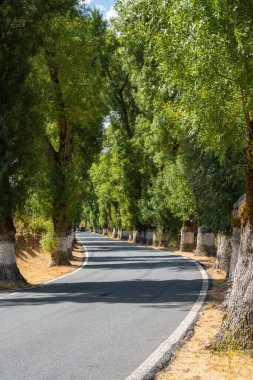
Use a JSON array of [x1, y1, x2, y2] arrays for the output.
[[0, 242, 84, 290], [155, 250, 253, 380]]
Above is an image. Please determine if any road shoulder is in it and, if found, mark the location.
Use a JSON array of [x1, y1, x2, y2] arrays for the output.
[[155, 251, 253, 380]]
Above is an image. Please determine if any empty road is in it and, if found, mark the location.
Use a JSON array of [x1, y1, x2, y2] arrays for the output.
[[0, 232, 207, 380]]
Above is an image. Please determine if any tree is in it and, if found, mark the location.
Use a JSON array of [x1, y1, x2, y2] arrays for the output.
[[0, 0, 79, 282], [31, 10, 108, 265], [115, 0, 252, 347]]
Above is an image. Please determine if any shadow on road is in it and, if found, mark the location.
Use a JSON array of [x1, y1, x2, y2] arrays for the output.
[[1, 235, 206, 310], [86, 255, 197, 271], [0, 277, 206, 308]]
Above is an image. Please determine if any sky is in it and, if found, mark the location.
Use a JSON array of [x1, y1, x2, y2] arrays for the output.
[[84, 0, 116, 19]]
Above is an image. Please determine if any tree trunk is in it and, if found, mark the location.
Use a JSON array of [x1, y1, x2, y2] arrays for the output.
[[133, 230, 141, 243], [45, 53, 75, 267], [72, 228, 76, 247], [0, 217, 26, 283], [180, 221, 194, 252], [128, 231, 133, 241], [215, 222, 253, 349], [140, 230, 145, 244], [228, 227, 241, 283], [213, 115, 253, 349], [162, 232, 169, 247], [214, 232, 232, 276], [51, 231, 70, 266], [195, 226, 216, 256], [144, 229, 153, 245], [153, 229, 163, 246], [122, 230, 129, 240], [223, 227, 241, 310], [112, 228, 118, 238], [67, 228, 74, 260], [102, 228, 108, 236], [153, 230, 158, 246]]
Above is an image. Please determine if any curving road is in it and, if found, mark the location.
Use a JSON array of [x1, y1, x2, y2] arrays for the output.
[[0, 232, 207, 380]]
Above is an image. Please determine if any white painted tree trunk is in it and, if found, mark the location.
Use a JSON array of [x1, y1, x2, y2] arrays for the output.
[[128, 231, 133, 241], [133, 230, 141, 243], [180, 222, 194, 252], [153, 231, 158, 246], [217, 222, 253, 349], [0, 240, 22, 282], [228, 227, 241, 283], [195, 226, 216, 256], [112, 228, 118, 238], [51, 232, 69, 266], [214, 233, 232, 276], [144, 229, 153, 245]]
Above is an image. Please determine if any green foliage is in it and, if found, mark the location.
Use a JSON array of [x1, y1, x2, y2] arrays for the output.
[[40, 232, 56, 253], [0, 0, 248, 255]]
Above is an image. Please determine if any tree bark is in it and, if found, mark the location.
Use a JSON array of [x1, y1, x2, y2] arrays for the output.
[[153, 230, 158, 246], [162, 232, 169, 247], [112, 228, 118, 238], [128, 231, 133, 242], [214, 232, 232, 276], [133, 230, 141, 243], [152, 229, 164, 246], [45, 52, 75, 266], [0, 217, 26, 283], [122, 230, 129, 240], [228, 227, 241, 283], [50, 231, 70, 266], [195, 226, 216, 256], [215, 222, 253, 349], [144, 229, 153, 245], [214, 115, 253, 349], [180, 221, 194, 252], [66, 227, 74, 260], [102, 228, 108, 236]]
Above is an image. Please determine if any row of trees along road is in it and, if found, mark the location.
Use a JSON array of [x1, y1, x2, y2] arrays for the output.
[[83, 0, 253, 352], [0, 1, 108, 279], [1, 0, 253, 352]]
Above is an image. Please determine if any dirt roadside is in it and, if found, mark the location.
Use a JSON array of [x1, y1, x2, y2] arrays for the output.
[[155, 250, 253, 380], [0, 242, 84, 291]]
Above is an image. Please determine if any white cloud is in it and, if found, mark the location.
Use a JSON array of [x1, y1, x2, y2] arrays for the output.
[[105, 6, 118, 20], [77, 0, 92, 8], [94, 3, 106, 12]]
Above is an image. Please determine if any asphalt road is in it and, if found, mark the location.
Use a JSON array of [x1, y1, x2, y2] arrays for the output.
[[0, 232, 206, 380]]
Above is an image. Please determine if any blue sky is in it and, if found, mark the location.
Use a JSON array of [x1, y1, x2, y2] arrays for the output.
[[84, 0, 116, 19]]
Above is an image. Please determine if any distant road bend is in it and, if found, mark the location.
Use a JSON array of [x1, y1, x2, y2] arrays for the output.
[[0, 232, 207, 380]]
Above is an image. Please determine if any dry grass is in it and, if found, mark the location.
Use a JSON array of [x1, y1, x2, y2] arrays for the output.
[[0, 243, 84, 291], [155, 250, 253, 380]]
